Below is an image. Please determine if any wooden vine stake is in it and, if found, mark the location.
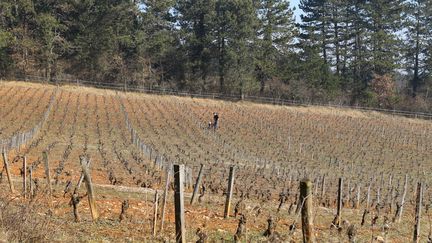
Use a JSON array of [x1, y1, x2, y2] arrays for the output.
[[300, 179, 315, 243], [160, 167, 171, 233], [332, 177, 343, 227], [413, 182, 423, 243], [76, 158, 91, 190], [29, 166, 34, 198], [224, 166, 235, 218], [355, 184, 360, 209], [320, 176, 326, 200], [174, 164, 186, 243], [153, 190, 159, 237], [366, 183, 371, 209], [80, 156, 99, 221], [190, 164, 204, 205], [43, 151, 52, 196], [2, 152, 14, 193], [397, 174, 408, 223], [23, 156, 27, 198]]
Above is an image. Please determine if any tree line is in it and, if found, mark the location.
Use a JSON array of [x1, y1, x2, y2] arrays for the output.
[[0, 0, 431, 110]]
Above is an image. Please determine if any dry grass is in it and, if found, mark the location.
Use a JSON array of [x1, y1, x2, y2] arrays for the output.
[[0, 195, 57, 242]]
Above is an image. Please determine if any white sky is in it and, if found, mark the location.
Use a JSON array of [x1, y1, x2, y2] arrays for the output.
[[290, 0, 303, 22]]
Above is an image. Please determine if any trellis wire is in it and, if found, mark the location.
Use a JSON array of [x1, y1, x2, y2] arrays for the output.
[[0, 87, 58, 153]]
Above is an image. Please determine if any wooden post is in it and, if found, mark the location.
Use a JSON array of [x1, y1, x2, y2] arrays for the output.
[[334, 177, 343, 227], [346, 180, 351, 207], [29, 166, 34, 198], [160, 167, 171, 233], [76, 158, 91, 190], [190, 164, 204, 205], [174, 164, 186, 243], [320, 176, 326, 199], [355, 184, 360, 209], [413, 182, 422, 243], [2, 152, 14, 193], [224, 166, 235, 218], [300, 179, 315, 243], [23, 156, 27, 198], [43, 151, 52, 195], [153, 190, 159, 237], [81, 156, 99, 221], [398, 174, 408, 223], [188, 168, 193, 190], [366, 183, 371, 209], [376, 186, 381, 205]]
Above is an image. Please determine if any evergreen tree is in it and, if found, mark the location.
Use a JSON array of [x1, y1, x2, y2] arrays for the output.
[[214, 0, 258, 94], [0, 1, 14, 76], [299, 0, 329, 62], [34, 3, 68, 82], [298, 0, 339, 96], [256, 0, 296, 94], [141, 0, 177, 85], [404, 0, 432, 96], [0, 0, 431, 109], [348, 0, 369, 89], [69, 0, 138, 83], [8, 0, 39, 76], [175, 0, 216, 87], [365, 0, 405, 76]]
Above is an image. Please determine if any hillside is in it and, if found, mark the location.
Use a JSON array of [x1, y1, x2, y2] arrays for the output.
[[1, 81, 432, 242]]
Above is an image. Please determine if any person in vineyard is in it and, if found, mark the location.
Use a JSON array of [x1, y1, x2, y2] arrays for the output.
[[213, 112, 219, 130]]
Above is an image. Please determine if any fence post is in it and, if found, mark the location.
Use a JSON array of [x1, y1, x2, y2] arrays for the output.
[[397, 174, 408, 223], [174, 164, 186, 243], [355, 184, 360, 209], [153, 190, 159, 237], [300, 179, 315, 243], [333, 177, 343, 227], [366, 183, 371, 209], [23, 156, 27, 198], [224, 166, 235, 218], [160, 167, 171, 233], [29, 166, 34, 197], [76, 159, 91, 190], [81, 156, 99, 221], [413, 182, 423, 243], [43, 151, 52, 195], [190, 164, 204, 205], [2, 152, 14, 193], [320, 175, 326, 200]]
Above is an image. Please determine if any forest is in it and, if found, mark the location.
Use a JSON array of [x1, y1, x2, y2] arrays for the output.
[[0, 0, 431, 111]]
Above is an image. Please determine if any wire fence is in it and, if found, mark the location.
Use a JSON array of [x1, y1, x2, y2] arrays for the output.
[[0, 87, 58, 153], [3, 75, 432, 120], [117, 92, 195, 186]]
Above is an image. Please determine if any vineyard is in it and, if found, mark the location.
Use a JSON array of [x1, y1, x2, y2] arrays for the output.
[[1, 81, 432, 242]]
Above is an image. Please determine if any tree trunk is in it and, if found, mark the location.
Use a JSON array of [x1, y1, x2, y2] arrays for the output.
[[412, 17, 421, 97], [218, 36, 225, 93]]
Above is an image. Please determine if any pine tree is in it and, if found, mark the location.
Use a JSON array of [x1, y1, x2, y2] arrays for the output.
[[141, 0, 176, 85], [70, 0, 138, 82], [404, 0, 432, 96], [175, 0, 216, 86], [348, 0, 369, 89], [7, 0, 39, 76], [214, 0, 258, 94], [256, 0, 296, 94], [0, 1, 14, 76], [365, 0, 405, 76], [34, 8, 67, 81], [298, 0, 339, 96], [299, 0, 329, 62]]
